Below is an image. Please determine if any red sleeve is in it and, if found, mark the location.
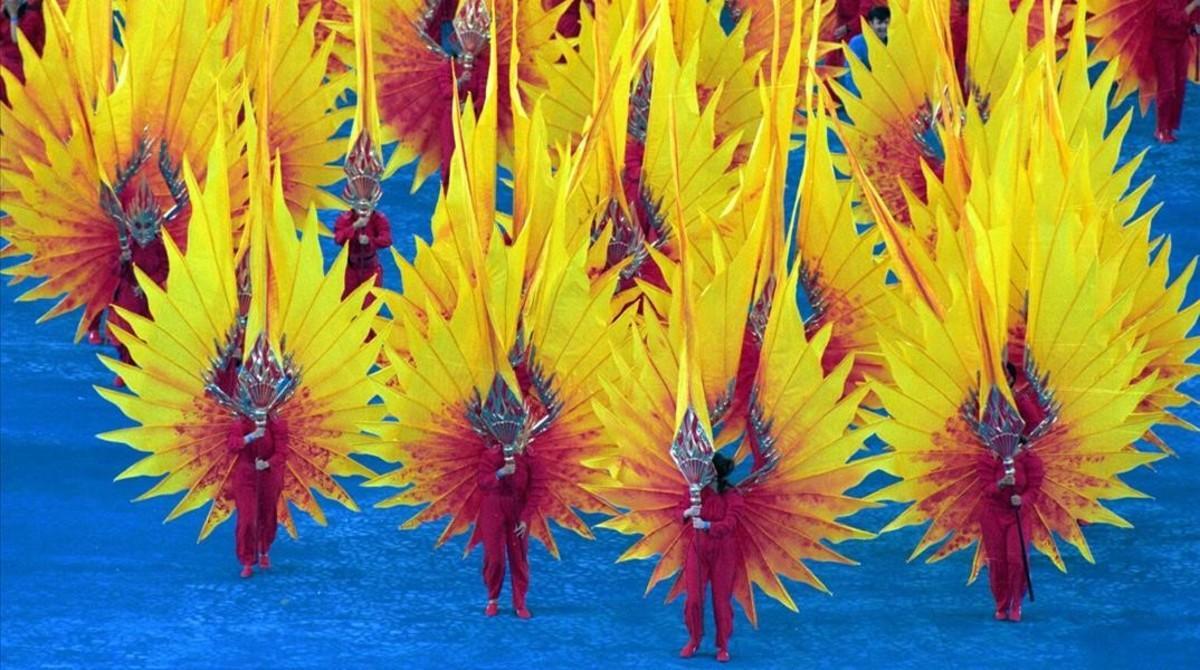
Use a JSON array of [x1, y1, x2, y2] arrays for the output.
[[333, 211, 355, 245], [975, 454, 999, 491], [707, 491, 741, 539], [371, 212, 393, 249], [518, 456, 537, 525], [226, 418, 250, 453], [477, 447, 502, 491], [1018, 452, 1045, 496], [267, 418, 289, 466]]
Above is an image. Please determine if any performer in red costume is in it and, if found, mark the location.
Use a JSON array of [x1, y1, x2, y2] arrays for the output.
[[100, 136, 190, 387], [977, 446, 1045, 622], [212, 335, 296, 579], [679, 453, 742, 663], [477, 437, 536, 619], [333, 133, 391, 307], [1152, 0, 1200, 143], [970, 379, 1050, 624], [0, 0, 45, 106]]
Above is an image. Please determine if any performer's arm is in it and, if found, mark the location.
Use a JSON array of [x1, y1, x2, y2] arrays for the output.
[[1017, 453, 1045, 502], [518, 457, 536, 528], [333, 211, 354, 245], [705, 493, 741, 539], [370, 212, 393, 249], [227, 418, 260, 453], [267, 418, 289, 468], [477, 449, 505, 490]]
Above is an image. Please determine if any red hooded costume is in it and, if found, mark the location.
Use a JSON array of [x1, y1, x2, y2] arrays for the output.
[[681, 486, 743, 657], [108, 236, 169, 366], [477, 446, 535, 613], [1152, 0, 1197, 138], [225, 415, 290, 570], [333, 209, 392, 307], [976, 450, 1045, 620]]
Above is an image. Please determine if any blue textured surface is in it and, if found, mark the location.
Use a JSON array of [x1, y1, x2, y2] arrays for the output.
[[2, 94, 1199, 669]]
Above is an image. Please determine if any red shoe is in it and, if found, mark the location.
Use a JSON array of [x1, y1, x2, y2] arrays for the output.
[[515, 606, 532, 620], [994, 607, 1008, 621], [484, 601, 499, 617], [87, 330, 103, 345], [717, 649, 731, 663], [679, 641, 699, 659], [113, 376, 125, 388], [259, 554, 270, 569], [1009, 604, 1022, 622], [240, 564, 253, 579]]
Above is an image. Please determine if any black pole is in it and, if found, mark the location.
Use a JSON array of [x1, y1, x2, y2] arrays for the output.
[[1014, 505, 1034, 602]]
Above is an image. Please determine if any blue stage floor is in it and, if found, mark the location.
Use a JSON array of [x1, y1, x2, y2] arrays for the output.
[[2, 94, 1198, 668]]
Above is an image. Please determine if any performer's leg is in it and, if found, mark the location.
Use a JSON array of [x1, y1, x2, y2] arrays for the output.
[[479, 508, 506, 611], [233, 472, 257, 576], [1168, 43, 1188, 134], [682, 548, 707, 653], [979, 512, 1009, 618], [1154, 40, 1179, 139], [1005, 517, 1028, 620], [257, 466, 285, 567], [507, 527, 531, 616], [711, 552, 736, 657]]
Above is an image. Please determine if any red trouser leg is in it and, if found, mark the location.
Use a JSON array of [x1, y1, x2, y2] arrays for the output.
[[257, 466, 284, 556], [979, 511, 1010, 611], [1154, 40, 1184, 134], [683, 547, 708, 645], [233, 470, 258, 566], [342, 266, 368, 299], [480, 507, 507, 601], [1004, 513, 1029, 606], [1169, 43, 1188, 132], [710, 552, 735, 652], [507, 528, 530, 609]]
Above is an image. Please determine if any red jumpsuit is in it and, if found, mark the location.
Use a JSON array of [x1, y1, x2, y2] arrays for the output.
[[333, 210, 392, 307], [977, 451, 1045, 615], [682, 487, 743, 653], [477, 447, 535, 609], [0, 0, 45, 106], [108, 238, 170, 366], [1153, 0, 1196, 138], [225, 416, 289, 567]]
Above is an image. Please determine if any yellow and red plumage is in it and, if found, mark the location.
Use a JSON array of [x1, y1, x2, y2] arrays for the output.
[[365, 52, 620, 558], [96, 108, 386, 540], [371, 0, 563, 187], [2, 0, 244, 341], [591, 250, 880, 625]]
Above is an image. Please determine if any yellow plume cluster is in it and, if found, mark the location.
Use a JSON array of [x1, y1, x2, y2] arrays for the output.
[[0, 0, 1192, 613]]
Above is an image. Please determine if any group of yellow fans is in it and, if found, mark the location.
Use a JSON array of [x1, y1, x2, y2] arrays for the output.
[[0, 0, 1195, 637]]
